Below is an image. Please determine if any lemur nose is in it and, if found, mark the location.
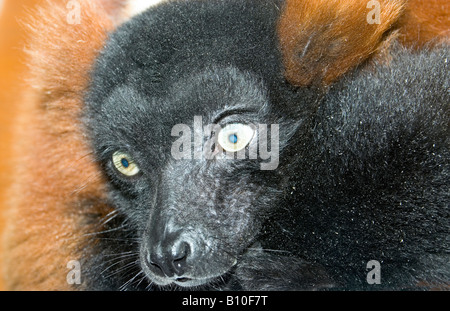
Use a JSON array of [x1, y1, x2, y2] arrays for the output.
[[146, 238, 191, 278]]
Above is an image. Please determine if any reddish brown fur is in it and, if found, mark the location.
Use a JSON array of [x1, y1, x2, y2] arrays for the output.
[[1, 0, 118, 290], [398, 0, 450, 47], [278, 0, 449, 87]]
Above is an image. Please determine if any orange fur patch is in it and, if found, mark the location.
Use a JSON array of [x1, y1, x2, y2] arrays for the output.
[[278, 0, 449, 87], [398, 0, 450, 47], [1, 0, 116, 290], [278, 0, 406, 86]]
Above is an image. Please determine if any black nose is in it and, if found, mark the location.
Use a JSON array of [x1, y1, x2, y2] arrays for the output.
[[146, 239, 191, 278]]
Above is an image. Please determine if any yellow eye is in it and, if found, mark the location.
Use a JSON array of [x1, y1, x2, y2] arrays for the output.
[[112, 151, 140, 177], [217, 124, 255, 152]]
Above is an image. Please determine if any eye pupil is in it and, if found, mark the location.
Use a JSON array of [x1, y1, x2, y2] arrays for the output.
[[217, 124, 254, 153], [121, 158, 130, 168], [112, 151, 140, 177], [229, 134, 238, 144]]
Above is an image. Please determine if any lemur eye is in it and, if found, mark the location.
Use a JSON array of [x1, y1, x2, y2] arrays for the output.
[[218, 124, 255, 152], [112, 151, 140, 177]]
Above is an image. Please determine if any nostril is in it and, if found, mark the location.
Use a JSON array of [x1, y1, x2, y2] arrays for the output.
[[172, 241, 190, 275], [174, 241, 190, 261], [144, 241, 192, 278], [146, 253, 165, 276]]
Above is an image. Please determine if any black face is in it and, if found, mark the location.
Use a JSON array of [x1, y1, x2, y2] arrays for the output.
[[82, 0, 319, 289], [84, 64, 302, 287]]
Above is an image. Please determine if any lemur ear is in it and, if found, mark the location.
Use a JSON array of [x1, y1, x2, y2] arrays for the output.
[[278, 0, 406, 87]]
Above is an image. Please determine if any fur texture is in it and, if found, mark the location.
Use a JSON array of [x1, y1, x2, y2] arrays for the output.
[[1, 0, 116, 290], [84, 0, 449, 290], [278, 45, 449, 289], [398, 0, 450, 48], [278, 0, 450, 86]]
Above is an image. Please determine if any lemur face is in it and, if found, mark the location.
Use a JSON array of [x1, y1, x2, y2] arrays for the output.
[[86, 64, 293, 286], [82, 0, 316, 288]]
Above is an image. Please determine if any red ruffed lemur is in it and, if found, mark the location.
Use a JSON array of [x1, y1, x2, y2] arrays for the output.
[[0, 0, 448, 290]]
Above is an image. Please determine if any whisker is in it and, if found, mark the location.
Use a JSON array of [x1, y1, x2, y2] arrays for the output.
[[102, 259, 139, 279], [135, 273, 148, 289], [119, 270, 145, 291], [70, 171, 104, 196], [99, 209, 120, 226], [82, 224, 129, 237], [102, 252, 138, 266]]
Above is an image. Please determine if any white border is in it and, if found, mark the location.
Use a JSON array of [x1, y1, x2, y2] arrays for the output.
[[126, 0, 166, 17]]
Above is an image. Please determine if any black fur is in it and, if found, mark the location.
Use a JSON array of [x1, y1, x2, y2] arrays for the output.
[[83, 0, 449, 290], [264, 45, 450, 290]]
